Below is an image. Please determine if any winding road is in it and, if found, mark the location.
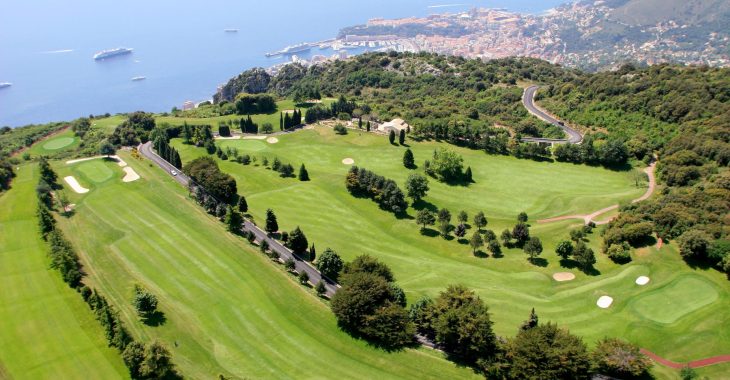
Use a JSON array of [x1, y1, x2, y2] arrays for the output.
[[521, 85, 583, 144], [138, 142, 339, 297]]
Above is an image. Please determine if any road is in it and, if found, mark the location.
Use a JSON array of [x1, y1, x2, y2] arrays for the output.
[[521, 85, 583, 144], [138, 142, 339, 297]]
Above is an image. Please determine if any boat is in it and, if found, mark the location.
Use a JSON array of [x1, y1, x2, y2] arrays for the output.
[[224, 28, 238, 33], [93, 47, 133, 60], [131, 76, 146, 81], [266, 43, 312, 57], [0, 82, 11, 89]]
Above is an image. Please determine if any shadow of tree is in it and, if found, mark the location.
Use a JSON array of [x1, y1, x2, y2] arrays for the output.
[[412, 199, 438, 212], [473, 250, 489, 258], [143, 311, 167, 327], [420, 228, 439, 238], [559, 258, 579, 269], [529, 258, 548, 267]]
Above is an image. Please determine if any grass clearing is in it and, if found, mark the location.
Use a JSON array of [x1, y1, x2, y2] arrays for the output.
[[0, 165, 128, 379], [171, 125, 730, 363], [52, 152, 479, 379]]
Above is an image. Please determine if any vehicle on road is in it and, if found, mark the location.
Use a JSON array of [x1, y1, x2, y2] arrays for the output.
[[171, 169, 178, 176]]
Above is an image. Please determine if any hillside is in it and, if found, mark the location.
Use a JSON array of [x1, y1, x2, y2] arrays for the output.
[[608, 0, 730, 26]]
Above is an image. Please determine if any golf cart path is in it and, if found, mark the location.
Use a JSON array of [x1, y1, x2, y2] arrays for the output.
[[640, 349, 730, 369], [537, 159, 656, 225]]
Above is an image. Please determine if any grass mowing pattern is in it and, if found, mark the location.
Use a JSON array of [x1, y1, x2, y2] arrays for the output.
[[42, 136, 75, 150], [0, 165, 128, 379], [631, 276, 719, 324], [55, 153, 478, 379], [171, 126, 730, 362], [74, 160, 116, 183]]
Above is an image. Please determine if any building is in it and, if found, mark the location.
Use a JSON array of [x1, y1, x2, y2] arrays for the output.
[[377, 118, 410, 134], [182, 100, 195, 111]]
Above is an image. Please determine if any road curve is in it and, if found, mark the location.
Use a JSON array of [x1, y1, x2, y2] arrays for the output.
[[138, 142, 339, 297], [521, 85, 582, 144]]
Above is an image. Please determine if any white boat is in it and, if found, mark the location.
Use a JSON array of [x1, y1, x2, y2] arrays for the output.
[[93, 47, 133, 60], [224, 28, 238, 33], [131, 76, 146, 81], [0, 82, 11, 89]]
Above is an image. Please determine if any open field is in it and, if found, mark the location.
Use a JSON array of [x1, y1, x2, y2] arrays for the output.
[[0, 165, 128, 379], [156, 98, 336, 134], [52, 152, 479, 379], [171, 125, 730, 364], [27, 128, 80, 156]]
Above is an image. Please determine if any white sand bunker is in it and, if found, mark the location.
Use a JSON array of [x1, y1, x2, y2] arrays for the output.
[[243, 135, 267, 140], [66, 155, 127, 167], [342, 158, 355, 165], [553, 272, 576, 282], [122, 167, 140, 182], [64, 176, 89, 194], [266, 137, 279, 144], [597, 295, 614, 309], [215, 136, 240, 140], [635, 276, 650, 286]]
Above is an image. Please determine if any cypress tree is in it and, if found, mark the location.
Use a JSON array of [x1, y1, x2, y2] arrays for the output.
[[238, 195, 248, 213], [389, 130, 396, 144], [366, 120, 371, 132], [465, 166, 473, 182], [358, 117, 363, 129], [309, 244, 316, 262], [284, 113, 291, 130], [403, 148, 415, 169], [399, 129, 406, 145], [298, 164, 310, 181], [279, 113, 283, 130]]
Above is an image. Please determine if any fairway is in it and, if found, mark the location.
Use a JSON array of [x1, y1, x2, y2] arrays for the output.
[[74, 160, 115, 183], [631, 276, 719, 324], [171, 125, 730, 362], [0, 165, 128, 379], [53, 152, 479, 379], [42, 136, 75, 150]]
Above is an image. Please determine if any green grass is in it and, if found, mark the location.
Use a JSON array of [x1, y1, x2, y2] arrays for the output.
[[27, 129, 80, 156], [156, 98, 336, 134], [42, 136, 75, 150], [631, 275, 720, 324], [74, 160, 116, 183], [90, 115, 126, 133], [0, 165, 128, 379], [52, 152, 479, 379], [171, 125, 730, 364]]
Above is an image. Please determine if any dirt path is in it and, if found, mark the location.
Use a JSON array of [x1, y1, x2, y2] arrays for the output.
[[537, 161, 657, 225], [640, 349, 730, 369]]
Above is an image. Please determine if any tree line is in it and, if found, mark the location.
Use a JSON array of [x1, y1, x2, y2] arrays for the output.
[[345, 166, 407, 214], [280, 109, 302, 130], [183, 157, 238, 204]]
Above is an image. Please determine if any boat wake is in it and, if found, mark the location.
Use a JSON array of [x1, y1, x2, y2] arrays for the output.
[[427, 3, 465, 8], [40, 49, 74, 54]]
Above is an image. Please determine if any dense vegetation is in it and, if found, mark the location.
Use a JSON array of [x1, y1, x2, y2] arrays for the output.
[[345, 166, 408, 214], [183, 156, 238, 204]]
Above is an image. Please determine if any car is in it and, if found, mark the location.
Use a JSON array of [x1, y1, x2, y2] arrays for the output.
[[171, 169, 178, 176]]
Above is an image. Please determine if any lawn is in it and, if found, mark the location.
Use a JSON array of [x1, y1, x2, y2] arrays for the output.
[[0, 165, 128, 379], [171, 125, 730, 364], [156, 98, 336, 134], [52, 152, 479, 379], [27, 128, 79, 156]]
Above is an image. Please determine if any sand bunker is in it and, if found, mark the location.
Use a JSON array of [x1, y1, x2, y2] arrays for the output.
[[597, 295, 614, 309], [215, 136, 240, 140], [552, 272, 576, 282], [243, 136, 267, 140], [635, 276, 650, 286], [342, 158, 355, 165], [122, 167, 140, 182], [64, 176, 89, 194], [266, 137, 279, 144], [66, 155, 126, 167]]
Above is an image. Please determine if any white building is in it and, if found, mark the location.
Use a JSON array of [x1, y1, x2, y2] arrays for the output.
[[377, 118, 410, 134]]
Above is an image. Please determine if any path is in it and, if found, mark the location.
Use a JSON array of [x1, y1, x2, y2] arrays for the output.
[[138, 142, 339, 296], [640, 349, 730, 369], [521, 85, 583, 144], [537, 160, 657, 225]]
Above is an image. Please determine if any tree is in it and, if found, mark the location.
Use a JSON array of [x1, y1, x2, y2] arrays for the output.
[[388, 130, 396, 144], [430, 148, 464, 181], [298, 270, 309, 285], [520, 308, 539, 330], [574, 242, 596, 272], [570, 228, 585, 242], [457, 210, 468, 224], [508, 323, 590, 380], [501, 229, 512, 246], [454, 223, 467, 238], [470, 230, 484, 254], [225, 208, 243, 233], [517, 211, 528, 223], [464, 166, 473, 182], [140, 341, 178, 379], [438, 208, 451, 238], [309, 244, 316, 262], [366, 120, 371, 132], [265, 208, 278, 234], [260, 239, 269, 254], [524, 236, 543, 261], [403, 148, 415, 169], [398, 129, 406, 145], [271, 157, 281, 171], [316, 248, 344, 281], [677, 230, 711, 259], [405, 173, 429, 203], [681, 366, 698, 380], [555, 240, 574, 260], [473, 211, 487, 231], [288, 226, 308, 255], [38, 157, 58, 186], [284, 258, 295, 271], [279, 163, 294, 178], [237, 195, 248, 213], [133, 285, 158, 319], [342, 255, 395, 283], [298, 164, 310, 181], [416, 209, 436, 232], [122, 341, 145, 379], [99, 140, 115, 157], [591, 338, 652, 378], [315, 281, 326, 296], [512, 222, 530, 244]]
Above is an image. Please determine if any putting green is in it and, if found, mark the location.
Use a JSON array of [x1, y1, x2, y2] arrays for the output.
[[42, 136, 75, 150], [631, 276, 719, 324], [75, 160, 115, 183]]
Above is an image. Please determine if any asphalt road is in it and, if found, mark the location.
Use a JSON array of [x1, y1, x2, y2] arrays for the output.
[[138, 142, 339, 297], [521, 85, 583, 144]]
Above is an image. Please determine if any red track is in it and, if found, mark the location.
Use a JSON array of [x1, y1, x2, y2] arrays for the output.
[[640, 349, 730, 369]]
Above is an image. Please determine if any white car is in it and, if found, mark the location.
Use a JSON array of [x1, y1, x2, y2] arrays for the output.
[[171, 169, 178, 176]]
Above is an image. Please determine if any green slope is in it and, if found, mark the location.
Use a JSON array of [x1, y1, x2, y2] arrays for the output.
[[55, 153, 479, 379], [0, 165, 128, 379]]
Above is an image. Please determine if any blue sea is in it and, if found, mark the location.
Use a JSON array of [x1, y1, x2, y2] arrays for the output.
[[0, 0, 565, 127]]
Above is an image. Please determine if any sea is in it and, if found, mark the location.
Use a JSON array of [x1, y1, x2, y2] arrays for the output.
[[0, 0, 566, 127]]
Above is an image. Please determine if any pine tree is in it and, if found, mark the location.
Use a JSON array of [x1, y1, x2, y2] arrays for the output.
[[279, 112, 284, 131], [399, 129, 406, 145], [265, 209, 278, 235], [284, 113, 291, 130], [389, 130, 396, 144], [358, 117, 363, 129], [238, 195, 248, 213], [403, 148, 415, 168], [520, 308, 539, 330], [298, 164, 310, 181], [309, 244, 316, 261], [465, 166, 473, 182], [366, 120, 371, 132]]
